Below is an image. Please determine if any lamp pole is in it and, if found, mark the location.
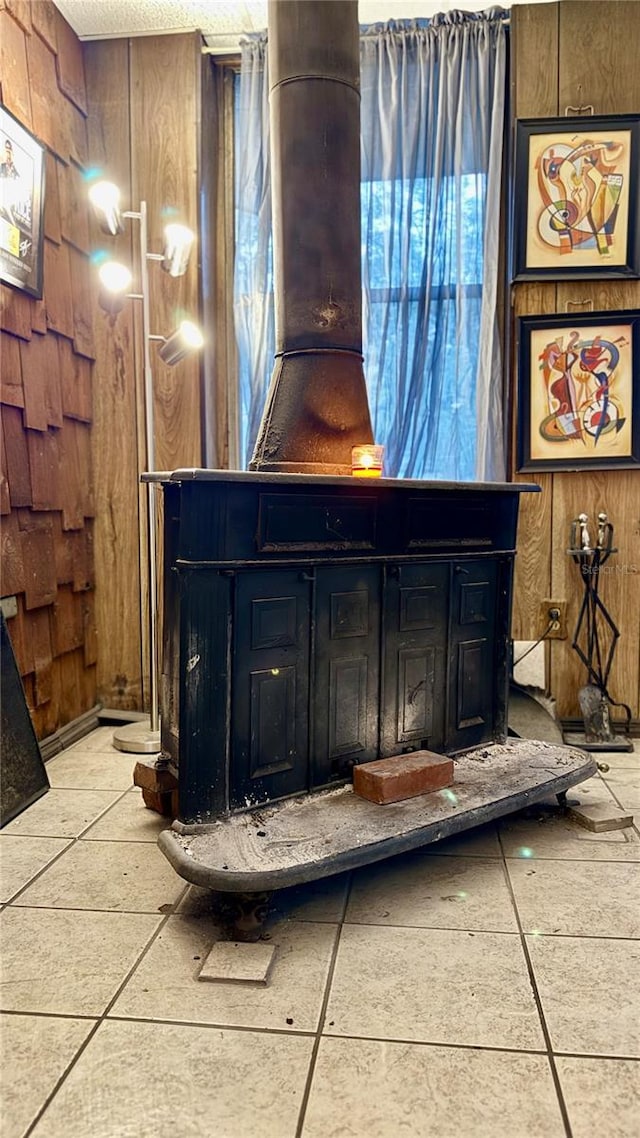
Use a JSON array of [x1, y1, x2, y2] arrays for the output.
[[113, 201, 162, 754], [89, 180, 200, 754]]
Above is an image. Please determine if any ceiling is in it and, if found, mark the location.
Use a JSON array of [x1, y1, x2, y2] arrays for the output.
[[55, 1, 525, 51]]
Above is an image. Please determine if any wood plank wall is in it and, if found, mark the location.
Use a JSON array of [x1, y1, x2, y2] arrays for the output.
[[84, 33, 203, 711], [0, 0, 97, 738], [511, 1, 640, 719]]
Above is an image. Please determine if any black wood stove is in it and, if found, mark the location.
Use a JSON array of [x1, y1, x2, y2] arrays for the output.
[[148, 468, 595, 892], [147, 0, 595, 893], [159, 470, 528, 818]]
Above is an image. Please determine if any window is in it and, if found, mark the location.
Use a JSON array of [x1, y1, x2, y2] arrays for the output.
[[362, 174, 486, 479]]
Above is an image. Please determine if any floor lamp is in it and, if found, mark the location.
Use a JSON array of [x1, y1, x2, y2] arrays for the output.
[[89, 181, 203, 754]]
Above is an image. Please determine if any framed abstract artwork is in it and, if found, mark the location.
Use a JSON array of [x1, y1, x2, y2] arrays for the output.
[[512, 115, 640, 280], [516, 311, 640, 472], [0, 105, 46, 298]]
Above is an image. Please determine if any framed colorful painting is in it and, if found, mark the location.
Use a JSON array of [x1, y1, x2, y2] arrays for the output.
[[512, 115, 640, 280], [0, 105, 45, 299], [516, 311, 640, 472]]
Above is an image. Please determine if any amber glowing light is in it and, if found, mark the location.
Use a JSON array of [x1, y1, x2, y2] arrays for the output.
[[352, 444, 384, 478]]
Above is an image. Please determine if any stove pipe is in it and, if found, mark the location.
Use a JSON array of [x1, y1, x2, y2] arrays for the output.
[[249, 0, 374, 474]]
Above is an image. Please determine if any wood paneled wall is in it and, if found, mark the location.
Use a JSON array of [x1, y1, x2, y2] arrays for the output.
[[84, 33, 203, 711], [0, 0, 97, 738], [511, 1, 640, 719], [4, 4, 634, 735]]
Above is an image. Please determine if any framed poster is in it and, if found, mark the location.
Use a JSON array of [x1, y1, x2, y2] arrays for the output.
[[512, 115, 640, 280], [516, 311, 640, 472], [0, 105, 45, 298]]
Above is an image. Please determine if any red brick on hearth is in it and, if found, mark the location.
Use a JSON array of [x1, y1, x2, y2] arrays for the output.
[[353, 750, 454, 805]]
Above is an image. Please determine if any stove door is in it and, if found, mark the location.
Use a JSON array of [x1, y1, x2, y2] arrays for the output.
[[380, 561, 449, 758], [230, 569, 311, 809], [311, 564, 381, 786], [447, 559, 499, 751]]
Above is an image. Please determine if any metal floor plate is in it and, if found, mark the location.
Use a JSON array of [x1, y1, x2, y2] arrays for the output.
[[159, 739, 596, 892]]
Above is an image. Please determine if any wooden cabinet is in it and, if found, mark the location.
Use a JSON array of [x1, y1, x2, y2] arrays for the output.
[[155, 471, 532, 823]]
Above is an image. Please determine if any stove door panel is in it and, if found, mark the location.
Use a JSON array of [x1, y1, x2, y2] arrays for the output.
[[312, 565, 381, 785], [381, 562, 448, 757], [231, 570, 311, 808], [446, 560, 498, 751]]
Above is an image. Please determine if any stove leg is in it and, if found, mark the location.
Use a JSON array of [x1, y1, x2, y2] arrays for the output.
[[223, 892, 274, 942], [556, 790, 568, 810]]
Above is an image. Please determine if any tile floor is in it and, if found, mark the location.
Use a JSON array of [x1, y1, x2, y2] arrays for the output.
[[1, 728, 638, 1137]]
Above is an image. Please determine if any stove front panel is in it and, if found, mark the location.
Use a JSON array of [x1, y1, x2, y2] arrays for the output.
[[158, 475, 527, 822], [312, 564, 381, 786], [230, 569, 312, 809], [381, 561, 449, 758], [447, 559, 499, 751]]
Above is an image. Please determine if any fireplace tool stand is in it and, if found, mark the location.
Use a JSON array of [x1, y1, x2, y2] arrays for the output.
[[564, 512, 633, 753]]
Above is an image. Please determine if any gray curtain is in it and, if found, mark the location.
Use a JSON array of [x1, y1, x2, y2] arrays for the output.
[[234, 9, 508, 479]]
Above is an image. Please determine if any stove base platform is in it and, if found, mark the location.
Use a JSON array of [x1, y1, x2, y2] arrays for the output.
[[158, 739, 596, 893]]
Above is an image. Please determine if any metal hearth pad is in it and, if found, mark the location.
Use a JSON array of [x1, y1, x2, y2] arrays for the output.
[[158, 739, 596, 892]]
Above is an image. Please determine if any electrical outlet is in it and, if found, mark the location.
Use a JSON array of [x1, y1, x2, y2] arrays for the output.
[[540, 599, 567, 640]]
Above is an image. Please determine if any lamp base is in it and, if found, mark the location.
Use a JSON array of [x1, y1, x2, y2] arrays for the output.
[[112, 719, 161, 754]]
